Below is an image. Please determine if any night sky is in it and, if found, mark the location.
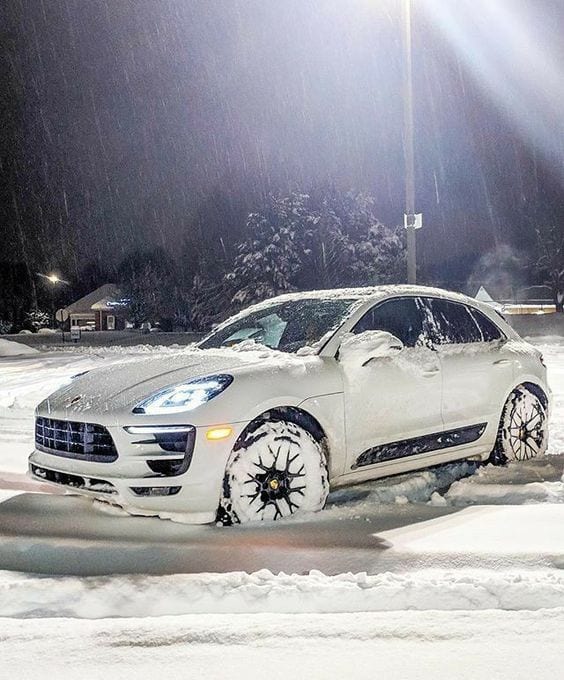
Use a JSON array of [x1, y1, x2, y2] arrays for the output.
[[2, 0, 564, 282]]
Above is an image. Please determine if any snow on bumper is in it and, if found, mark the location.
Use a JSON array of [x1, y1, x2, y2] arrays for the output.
[[28, 420, 244, 524]]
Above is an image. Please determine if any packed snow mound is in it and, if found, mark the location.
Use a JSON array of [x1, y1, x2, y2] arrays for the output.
[[339, 330, 403, 364], [0, 339, 39, 357], [2, 568, 564, 618], [327, 461, 476, 510], [430, 454, 564, 506]]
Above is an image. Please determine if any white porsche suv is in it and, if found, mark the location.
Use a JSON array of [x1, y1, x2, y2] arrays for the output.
[[29, 286, 550, 524]]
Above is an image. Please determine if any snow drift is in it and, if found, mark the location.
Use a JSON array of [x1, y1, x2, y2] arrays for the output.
[[0, 339, 39, 357], [2, 568, 564, 619]]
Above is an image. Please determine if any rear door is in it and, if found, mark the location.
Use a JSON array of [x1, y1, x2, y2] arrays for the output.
[[424, 297, 514, 450]]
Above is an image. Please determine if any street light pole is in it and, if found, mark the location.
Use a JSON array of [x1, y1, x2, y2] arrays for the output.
[[36, 272, 69, 329], [402, 0, 418, 284], [47, 274, 60, 328]]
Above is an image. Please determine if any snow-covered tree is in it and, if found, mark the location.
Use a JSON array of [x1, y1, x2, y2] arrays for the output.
[[118, 248, 185, 328], [0, 320, 12, 334], [190, 269, 232, 331], [299, 190, 405, 289], [0, 261, 37, 333], [25, 309, 50, 331], [226, 189, 405, 307], [226, 193, 313, 306], [536, 225, 564, 312]]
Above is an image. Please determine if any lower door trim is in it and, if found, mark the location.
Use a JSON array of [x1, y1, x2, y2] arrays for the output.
[[351, 422, 487, 470]]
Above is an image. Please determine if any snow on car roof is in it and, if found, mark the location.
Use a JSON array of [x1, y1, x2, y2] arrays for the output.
[[265, 284, 478, 306]]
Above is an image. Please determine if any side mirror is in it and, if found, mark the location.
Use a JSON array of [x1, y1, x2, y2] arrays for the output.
[[338, 331, 404, 366]]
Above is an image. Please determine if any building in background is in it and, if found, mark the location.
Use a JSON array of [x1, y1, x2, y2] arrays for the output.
[[64, 284, 129, 331], [475, 285, 555, 315]]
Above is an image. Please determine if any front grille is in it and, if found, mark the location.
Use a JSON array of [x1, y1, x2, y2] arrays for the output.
[[35, 417, 118, 462]]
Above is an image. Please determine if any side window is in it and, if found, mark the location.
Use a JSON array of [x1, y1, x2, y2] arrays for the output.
[[468, 308, 504, 342], [426, 298, 483, 345], [353, 297, 426, 348]]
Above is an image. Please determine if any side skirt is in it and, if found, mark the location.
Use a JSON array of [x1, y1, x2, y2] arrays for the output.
[[352, 422, 487, 470]]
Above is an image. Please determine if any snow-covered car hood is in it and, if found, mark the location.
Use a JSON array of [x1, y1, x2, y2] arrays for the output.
[[37, 348, 281, 417]]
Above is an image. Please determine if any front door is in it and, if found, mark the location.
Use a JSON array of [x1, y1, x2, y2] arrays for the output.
[[341, 296, 444, 474]]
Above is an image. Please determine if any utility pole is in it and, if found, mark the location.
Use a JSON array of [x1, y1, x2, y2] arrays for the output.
[[402, 0, 420, 284]]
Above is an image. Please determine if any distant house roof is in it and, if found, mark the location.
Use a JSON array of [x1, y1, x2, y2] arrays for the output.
[[475, 286, 496, 303], [474, 286, 503, 311], [64, 284, 123, 315]]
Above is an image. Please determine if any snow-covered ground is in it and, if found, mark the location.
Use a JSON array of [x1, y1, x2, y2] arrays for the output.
[[1, 337, 564, 678]]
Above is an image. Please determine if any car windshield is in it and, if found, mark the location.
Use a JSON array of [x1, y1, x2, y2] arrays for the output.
[[199, 298, 358, 353]]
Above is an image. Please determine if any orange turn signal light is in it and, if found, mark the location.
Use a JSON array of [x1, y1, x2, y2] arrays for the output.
[[206, 426, 233, 441]]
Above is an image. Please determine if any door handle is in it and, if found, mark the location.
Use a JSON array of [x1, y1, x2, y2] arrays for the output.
[[492, 359, 511, 366]]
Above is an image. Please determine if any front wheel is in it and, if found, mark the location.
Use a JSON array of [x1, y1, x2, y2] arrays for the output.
[[490, 385, 548, 465], [218, 420, 329, 524]]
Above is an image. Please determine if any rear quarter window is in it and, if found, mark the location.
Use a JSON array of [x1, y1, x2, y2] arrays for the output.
[[467, 307, 504, 342], [424, 298, 483, 345]]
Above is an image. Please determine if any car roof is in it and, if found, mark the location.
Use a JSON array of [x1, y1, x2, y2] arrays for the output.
[[266, 284, 481, 308], [204, 284, 514, 347]]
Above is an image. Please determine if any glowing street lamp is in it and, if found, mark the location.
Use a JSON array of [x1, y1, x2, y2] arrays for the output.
[[38, 272, 69, 285], [37, 272, 69, 329]]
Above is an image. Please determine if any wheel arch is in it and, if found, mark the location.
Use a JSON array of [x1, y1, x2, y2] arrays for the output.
[[233, 405, 330, 457], [498, 380, 549, 417], [520, 381, 549, 409]]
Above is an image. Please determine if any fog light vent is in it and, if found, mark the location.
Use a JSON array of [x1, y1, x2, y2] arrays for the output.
[[130, 486, 181, 497], [146, 459, 187, 476]]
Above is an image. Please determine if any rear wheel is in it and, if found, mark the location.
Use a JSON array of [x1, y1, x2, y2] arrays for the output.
[[490, 386, 548, 465], [218, 420, 329, 524]]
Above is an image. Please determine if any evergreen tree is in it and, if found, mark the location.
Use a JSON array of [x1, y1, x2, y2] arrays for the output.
[[226, 189, 405, 307], [226, 193, 313, 306], [535, 225, 564, 312], [25, 309, 50, 331], [190, 267, 232, 331], [117, 248, 181, 328]]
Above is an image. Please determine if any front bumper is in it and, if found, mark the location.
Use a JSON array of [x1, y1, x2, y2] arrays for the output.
[[28, 419, 244, 524]]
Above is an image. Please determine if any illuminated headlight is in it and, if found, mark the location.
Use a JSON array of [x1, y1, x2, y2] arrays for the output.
[[132, 375, 233, 415]]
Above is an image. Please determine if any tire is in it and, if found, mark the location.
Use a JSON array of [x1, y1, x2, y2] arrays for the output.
[[218, 420, 329, 524], [489, 385, 548, 465]]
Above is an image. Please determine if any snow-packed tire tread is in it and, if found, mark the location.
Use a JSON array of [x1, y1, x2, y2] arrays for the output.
[[489, 385, 548, 466], [217, 419, 329, 525]]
